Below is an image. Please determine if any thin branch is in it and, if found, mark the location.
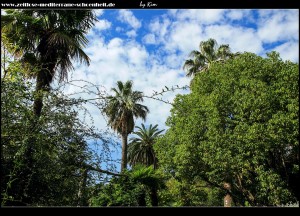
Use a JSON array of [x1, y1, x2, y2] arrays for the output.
[[143, 95, 173, 105], [82, 163, 124, 177]]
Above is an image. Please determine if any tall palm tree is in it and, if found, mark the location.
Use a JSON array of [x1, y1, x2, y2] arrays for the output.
[[183, 38, 234, 77], [128, 123, 164, 169], [103, 80, 149, 172], [1, 9, 97, 117]]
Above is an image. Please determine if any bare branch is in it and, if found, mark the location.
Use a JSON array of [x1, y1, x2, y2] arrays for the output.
[[82, 163, 124, 177]]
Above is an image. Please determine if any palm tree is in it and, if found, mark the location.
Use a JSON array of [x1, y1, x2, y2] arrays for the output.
[[183, 38, 235, 77], [128, 123, 164, 169], [1, 9, 97, 117], [103, 80, 149, 172], [130, 165, 165, 206]]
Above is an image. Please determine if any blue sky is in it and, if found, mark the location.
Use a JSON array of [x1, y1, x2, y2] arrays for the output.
[[67, 9, 299, 128], [3, 9, 298, 172]]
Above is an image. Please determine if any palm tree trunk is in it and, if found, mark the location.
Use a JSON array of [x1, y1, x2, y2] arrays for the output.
[[137, 191, 146, 206], [33, 68, 52, 117], [150, 187, 158, 206], [121, 132, 128, 172]]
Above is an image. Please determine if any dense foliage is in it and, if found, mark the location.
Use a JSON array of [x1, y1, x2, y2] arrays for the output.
[[155, 52, 299, 206], [90, 165, 164, 206], [1, 61, 112, 206]]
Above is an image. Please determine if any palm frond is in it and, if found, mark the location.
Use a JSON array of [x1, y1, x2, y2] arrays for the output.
[[128, 123, 163, 168], [184, 38, 236, 78], [104, 80, 149, 135]]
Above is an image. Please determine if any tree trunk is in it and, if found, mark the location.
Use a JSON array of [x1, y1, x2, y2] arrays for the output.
[[33, 68, 51, 117], [224, 194, 232, 207], [121, 132, 128, 172], [137, 192, 146, 206], [150, 187, 158, 206], [223, 182, 232, 207], [77, 169, 88, 206]]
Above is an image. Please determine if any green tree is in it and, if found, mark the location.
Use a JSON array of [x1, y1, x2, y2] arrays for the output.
[[103, 80, 149, 172], [183, 38, 234, 77], [128, 123, 164, 169], [158, 177, 223, 206], [1, 58, 116, 206], [1, 9, 96, 117], [156, 52, 299, 206], [1, 65, 86, 205]]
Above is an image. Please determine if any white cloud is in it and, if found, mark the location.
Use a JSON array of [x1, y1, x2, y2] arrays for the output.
[[143, 33, 156, 44], [204, 24, 263, 54], [149, 17, 171, 41], [257, 9, 299, 43], [165, 53, 184, 69], [273, 41, 299, 62], [126, 30, 137, 38], [94, 9, 104, 17], [226, 9, 252, 21], [175, 9, 226, 24], [115, 26, 123, 32], [94, 19, 111, 31], [127, 44, 148, 65], [226, 10, 244, 20], [166, 21, 204, 54], [118, 9, 141, 30]]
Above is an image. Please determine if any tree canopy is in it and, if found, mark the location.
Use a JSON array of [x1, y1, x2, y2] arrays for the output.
[[155, 52, 299, 206]]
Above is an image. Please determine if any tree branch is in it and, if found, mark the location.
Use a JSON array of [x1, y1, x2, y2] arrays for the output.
[[82, 163, 124, 177]]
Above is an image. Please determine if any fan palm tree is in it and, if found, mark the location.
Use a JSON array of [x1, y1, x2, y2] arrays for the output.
[[130, 165, 165, 206], [103, 80, 149, 172], [128, 123, 164, 169], [183, 38, 235, 77], [1, 9, 97, 117]]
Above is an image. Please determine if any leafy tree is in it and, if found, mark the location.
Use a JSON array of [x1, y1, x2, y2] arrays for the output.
[[103, 81, 149, 172], [158, 177, 223, 206], [128, 123, 164, 169], [89, 173, 143, 206], [183, 38, 235, 77], [1, 59, 114, 206], [155, 52, 299, 206], [1, 9, 97, 117], [1, 11, 97, 205]]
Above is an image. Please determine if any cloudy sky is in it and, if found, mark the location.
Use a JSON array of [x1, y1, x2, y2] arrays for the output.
[[65, 9, 298, 134]]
